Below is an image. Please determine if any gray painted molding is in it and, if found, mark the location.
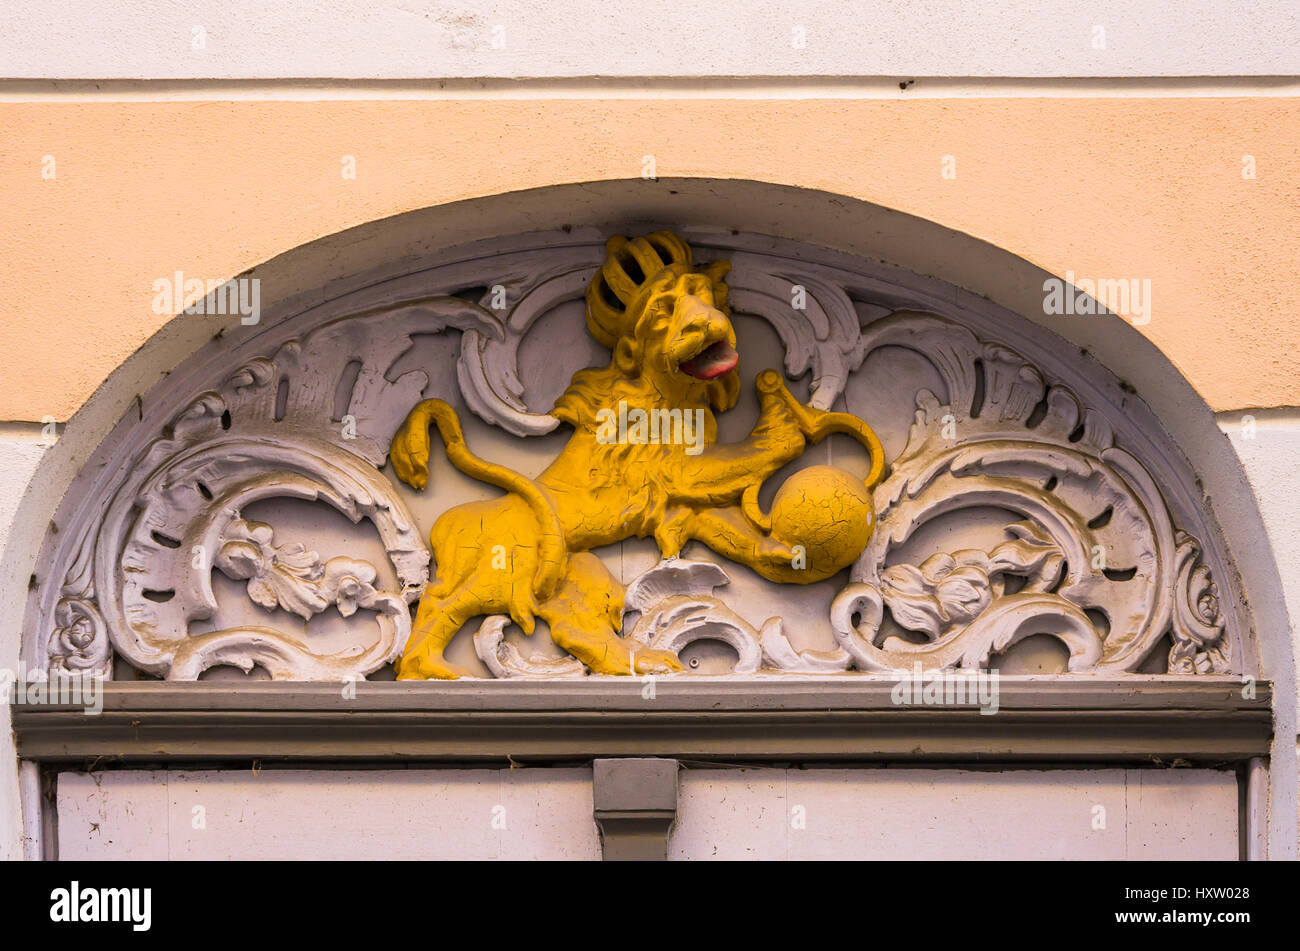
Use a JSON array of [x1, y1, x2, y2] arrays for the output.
[[593, 758, 679, 861], [11, 679, 1271, 764]]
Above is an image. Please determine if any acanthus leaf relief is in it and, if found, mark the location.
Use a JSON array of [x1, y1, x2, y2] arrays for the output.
[[31, 229, 1238, 681]]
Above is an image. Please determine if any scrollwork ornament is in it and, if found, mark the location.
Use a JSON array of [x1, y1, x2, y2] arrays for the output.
[[47, 598, 110, 673], [26, 229, 1241, 681]]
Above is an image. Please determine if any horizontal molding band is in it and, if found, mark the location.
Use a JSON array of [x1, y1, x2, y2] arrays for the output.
[[11, 678, 1272, 764], [8, 676, 1269, 711], [2, 77, 1300, 102]]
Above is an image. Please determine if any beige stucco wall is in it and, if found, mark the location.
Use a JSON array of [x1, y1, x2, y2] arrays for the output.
[[2, 96, 1297, 421]]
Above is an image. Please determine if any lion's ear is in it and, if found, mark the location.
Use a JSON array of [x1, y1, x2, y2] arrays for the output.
[[703, 260, 732, 312], [614, 337, 640, 375]]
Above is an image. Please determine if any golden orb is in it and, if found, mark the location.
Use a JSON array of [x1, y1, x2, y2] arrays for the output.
[[767, 465, 876, 576]]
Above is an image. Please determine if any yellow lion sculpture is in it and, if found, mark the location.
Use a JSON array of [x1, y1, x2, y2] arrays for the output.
[[388, 232, 885, 679]]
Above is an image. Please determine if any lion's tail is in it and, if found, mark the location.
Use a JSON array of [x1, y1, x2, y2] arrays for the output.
[[392, 399, 566, 605]]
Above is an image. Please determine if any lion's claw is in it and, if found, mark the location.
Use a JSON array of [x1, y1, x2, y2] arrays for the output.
[[631, 646, 684, 675], [395, 650, 476, 680]]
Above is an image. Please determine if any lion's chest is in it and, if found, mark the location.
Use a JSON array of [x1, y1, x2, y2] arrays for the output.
[[544, 447, 693, 546]]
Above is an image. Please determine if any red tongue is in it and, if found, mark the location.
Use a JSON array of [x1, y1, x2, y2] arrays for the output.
[[680, 340, 739, 380]]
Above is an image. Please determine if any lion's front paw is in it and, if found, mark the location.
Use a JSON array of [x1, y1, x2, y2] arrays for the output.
[[580, 644, 683, 676], [630, 646, 684, 675]]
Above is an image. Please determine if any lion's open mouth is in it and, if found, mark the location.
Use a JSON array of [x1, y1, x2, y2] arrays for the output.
[[679, 339, 739, 380]]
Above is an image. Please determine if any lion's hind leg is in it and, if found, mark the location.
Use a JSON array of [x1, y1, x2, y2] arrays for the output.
[[395, 496, 541, 680], [395, 589, 482, 680], [538, 553, 683, 676]]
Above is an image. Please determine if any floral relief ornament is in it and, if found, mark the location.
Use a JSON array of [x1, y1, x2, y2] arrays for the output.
[[215, 519, 385, 621]]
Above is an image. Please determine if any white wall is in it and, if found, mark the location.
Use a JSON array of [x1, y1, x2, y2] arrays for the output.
[[57, 768, 601, 860], [0, 430, 48, 861], [1220, 411, 1300, 674], [56, 765, 1239, 860], [0, 0, 1296, 80], [0, 428, 49, 565], [671, 767, 1239, 860]]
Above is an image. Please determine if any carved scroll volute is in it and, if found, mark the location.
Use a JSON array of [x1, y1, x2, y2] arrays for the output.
[[829, 312, 1233, 676], [43, 296, 517, 680]]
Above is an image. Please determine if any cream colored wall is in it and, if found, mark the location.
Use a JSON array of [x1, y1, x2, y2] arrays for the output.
[[1, 97, 1297, 420]]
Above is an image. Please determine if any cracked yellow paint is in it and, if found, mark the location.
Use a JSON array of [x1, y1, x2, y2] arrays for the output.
[[388, 233, 885, 679]]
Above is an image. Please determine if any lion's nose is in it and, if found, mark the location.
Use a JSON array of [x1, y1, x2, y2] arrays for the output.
[[678, 294, 728, 333]]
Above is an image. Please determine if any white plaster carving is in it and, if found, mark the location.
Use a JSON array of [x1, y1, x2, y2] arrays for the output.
[[826, 312, 1230, 674], [473, 616, 587, 679], [624, 560, 765, 674], [40, 298, 506, 679], [456, 267, 587, 437], [28, 232, 1242, 680], [46, 598, 109, 673], [724, 259, 867, 410], [622, 559, 855, 675]]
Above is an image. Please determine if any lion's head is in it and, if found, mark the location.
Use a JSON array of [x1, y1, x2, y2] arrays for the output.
[[553, 233, 742, 431]]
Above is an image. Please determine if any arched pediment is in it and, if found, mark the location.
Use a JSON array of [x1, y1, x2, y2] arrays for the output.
[[23, 218, 1248, 682]]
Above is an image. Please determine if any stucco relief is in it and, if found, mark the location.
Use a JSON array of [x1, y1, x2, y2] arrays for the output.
[[28, 229, 1237, 680]]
